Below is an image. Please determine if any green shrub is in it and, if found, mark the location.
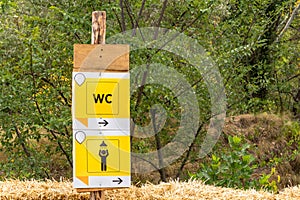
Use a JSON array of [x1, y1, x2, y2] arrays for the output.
[[259, 167, 280, 193], [190, 135, 282, 192], [190, 135, 257, 189]]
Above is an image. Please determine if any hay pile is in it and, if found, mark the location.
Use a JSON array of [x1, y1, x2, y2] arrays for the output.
[[0, 179, 299, 200]]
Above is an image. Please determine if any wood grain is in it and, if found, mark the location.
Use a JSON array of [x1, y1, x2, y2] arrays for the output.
[[73, 44, 129, 72]]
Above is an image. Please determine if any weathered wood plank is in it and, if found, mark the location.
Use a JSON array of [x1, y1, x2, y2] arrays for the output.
[[76, 188, 115, 193], [73, 44, 129, 72]]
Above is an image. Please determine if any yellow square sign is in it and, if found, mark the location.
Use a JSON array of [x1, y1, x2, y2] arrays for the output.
[[72, 72, 129, 129], [73, 131, 130, 188]]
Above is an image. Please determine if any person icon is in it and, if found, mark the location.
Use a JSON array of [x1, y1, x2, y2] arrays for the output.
[[99, 141, 109, 171]]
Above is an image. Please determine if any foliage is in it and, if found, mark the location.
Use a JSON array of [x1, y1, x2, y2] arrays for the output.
[[283, 121, 300, 147], [0, 0, 79, 179], [190, 135, 282, 192], [190, 136, 257, 189], [259, 167, 280, 193]]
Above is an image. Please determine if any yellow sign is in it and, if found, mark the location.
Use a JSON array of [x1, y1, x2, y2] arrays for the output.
[[72, 72, 131, 188], [75, 135, 130, 175], [73, 72, 130, 129], [73, 72, 129, 119], [73, 131, 130, 187]]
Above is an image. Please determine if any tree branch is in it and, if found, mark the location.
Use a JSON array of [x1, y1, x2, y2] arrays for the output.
[[176, 122, 204, 178], [41, 77, 71, 107], [14, 126, 31, 158], [132, 0, 146, 36], [120, 0, 126, 32], [29, 44, 72, 168], [153, 0, 168, 40], [276, 3, 300, 42], [151, 108, 167, 182], [124, 0, 135, 29]]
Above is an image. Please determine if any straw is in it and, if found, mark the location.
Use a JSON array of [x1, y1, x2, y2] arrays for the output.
[[0, 179, 299, 200]]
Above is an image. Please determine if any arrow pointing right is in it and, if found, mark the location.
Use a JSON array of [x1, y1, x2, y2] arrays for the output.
[[112, 177, 123, 184], [98, 119, 109, 127]]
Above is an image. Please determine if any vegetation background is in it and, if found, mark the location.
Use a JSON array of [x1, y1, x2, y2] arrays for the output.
[[0, 0, 299, 192]]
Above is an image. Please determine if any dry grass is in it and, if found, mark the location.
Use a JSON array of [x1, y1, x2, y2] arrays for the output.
[[0, 179, 299, 200], [222, 113, 300, 189]]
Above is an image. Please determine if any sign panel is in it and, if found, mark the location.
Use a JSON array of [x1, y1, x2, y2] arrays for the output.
[[72, 44, 130, 189], [72, 72, 129, 130], [73, 130, 130, 188]]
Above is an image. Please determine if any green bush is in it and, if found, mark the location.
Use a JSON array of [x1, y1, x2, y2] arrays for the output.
[[259, 167, 280, 193], [190, 135, 257, 189], [190, 135, 282, 192]]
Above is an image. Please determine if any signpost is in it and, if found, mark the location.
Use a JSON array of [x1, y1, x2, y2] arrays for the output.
[[72, 11, 130, 199]]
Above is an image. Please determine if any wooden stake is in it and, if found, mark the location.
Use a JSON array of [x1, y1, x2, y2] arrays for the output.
[[90, 11, 106, 200], [92, 11, 106, 45], [90, 190, 105, 200]]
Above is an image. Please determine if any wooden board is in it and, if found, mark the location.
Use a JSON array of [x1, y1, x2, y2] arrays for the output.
[[76, 188, 115, 193], [73, 44, 129, 72]]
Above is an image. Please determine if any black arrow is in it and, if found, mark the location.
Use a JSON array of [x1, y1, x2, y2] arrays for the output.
[[112, 177, 123, 184], [98, 119, 108, 127]]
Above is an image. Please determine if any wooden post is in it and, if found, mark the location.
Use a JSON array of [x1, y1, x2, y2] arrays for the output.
[[92, 11, 106, 45], [74, 10, 130, 199], [90, 11, 106, 200], [90, 189, 105, 200]]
